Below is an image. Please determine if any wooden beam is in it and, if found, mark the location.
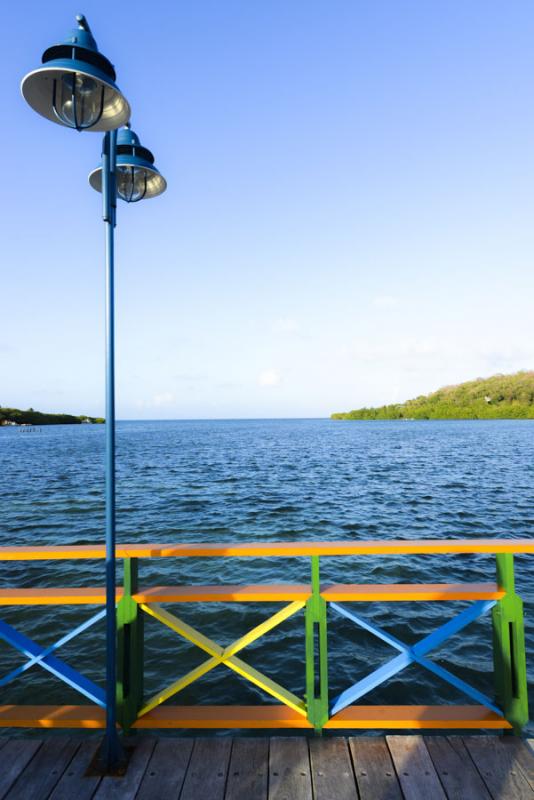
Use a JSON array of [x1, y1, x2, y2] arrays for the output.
[[0, 538, 533, 560], [324, 705, 512, 729]]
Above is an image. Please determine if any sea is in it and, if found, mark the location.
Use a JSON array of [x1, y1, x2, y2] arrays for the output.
[[1, 419, 533, 734]]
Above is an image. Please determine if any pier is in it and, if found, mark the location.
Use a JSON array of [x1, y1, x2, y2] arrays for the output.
[[0, 734, 534, 798]]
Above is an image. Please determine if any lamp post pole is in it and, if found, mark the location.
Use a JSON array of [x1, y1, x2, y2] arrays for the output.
[[21, 14, 167, 772], [102, 128, 120, 765]]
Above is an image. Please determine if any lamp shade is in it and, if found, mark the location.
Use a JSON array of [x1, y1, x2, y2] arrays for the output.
[[89, 124, 167, 202], [21, 15, 130, 132]]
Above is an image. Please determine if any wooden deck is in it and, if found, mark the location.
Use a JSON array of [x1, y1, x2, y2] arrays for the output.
[[0, 734, 533, 799]]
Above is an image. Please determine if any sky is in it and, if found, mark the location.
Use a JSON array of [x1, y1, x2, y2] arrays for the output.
[[2, 1, 534, 419]]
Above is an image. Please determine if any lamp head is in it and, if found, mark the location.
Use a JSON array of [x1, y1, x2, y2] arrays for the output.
[[21, 14, 130, 132], [89, 123, 167, 202]]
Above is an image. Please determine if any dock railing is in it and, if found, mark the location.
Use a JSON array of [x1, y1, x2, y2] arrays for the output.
[[0, 539, 532, 734]]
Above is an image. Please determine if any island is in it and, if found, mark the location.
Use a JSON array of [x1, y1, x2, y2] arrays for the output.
[[0, 406, 104, 426], [331, 371, 534, 420]]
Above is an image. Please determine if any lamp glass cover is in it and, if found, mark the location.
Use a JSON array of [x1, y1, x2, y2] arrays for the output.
[[55, 73, 104, 129], [116, 165, 148, 202]]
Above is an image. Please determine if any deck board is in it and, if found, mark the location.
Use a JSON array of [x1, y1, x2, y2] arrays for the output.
[[309, 737, 358, 800], [48, 740, 102, 800], [464, 735, 534, 800], [268, 737, 313, 800], [425, 736, 492, 800], [0, 739, 42, 800], [349, 736, 403, 800], [179, 737, 232, 800], [4, 737, 78, 800], [386, 735, 447, 800], [135, 738, 193, 800], [225, 738, 269, 800]]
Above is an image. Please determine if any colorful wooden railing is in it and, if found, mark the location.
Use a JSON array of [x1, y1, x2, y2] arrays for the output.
[[0, 539, 532, 733]]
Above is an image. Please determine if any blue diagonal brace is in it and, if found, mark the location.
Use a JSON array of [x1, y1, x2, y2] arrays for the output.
[[0, 609, 105, 689], [413, 600, 496, 657], [331, 651, 411, 715], [0, 618, 105, 706], [330, 599, 500, 716]]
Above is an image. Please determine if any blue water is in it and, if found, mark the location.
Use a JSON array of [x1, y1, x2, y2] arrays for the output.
[[1, 419, 534, 732]]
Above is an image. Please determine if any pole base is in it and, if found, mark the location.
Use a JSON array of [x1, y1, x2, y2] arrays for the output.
[[87, 734, 129, 776]]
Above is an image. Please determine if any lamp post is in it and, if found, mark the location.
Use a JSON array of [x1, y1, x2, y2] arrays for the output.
[[21, 14, 166, 770]]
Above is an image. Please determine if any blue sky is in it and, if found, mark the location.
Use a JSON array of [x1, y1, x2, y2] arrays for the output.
[[3, 1, 534, 418]]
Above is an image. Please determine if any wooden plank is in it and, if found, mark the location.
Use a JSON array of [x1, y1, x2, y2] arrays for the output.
[[425, 736, 492, 799], [268, 737, 312, 800], [464, 735, 534, 799], [48, 740, 102, 800], [225, 738, 269, 800], [0, 582, 503, 605], [386, 735, 447, 800], [135, 738, 194, 800], [0, 739, 42, 800], [0, 588, 122, 605], [309, 737, 357, 800], [1, 538, 534, 560], [325, 705, 512, 729], [93, 737, 156, 800], [4, 737, 79, 800], [134, 585, 311, 602], [0, 705, 106, 728], [349, 737, 402, 800], [322, 582, 504, 602], [179, 738, 232, 800], [133, 705, 314, 729]]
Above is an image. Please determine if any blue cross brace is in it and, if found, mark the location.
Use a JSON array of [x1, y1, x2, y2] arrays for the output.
[[330, 600, 502, 717], [0, 611, 106, 706]]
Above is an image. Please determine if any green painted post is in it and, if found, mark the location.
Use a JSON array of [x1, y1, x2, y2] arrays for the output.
[[305, 556, 329, 732], [492, 553, 528, 734], [116, 557, 144, 731]]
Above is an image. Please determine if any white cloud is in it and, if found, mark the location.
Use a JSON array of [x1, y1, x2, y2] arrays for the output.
[[372, 295, 400, 309], [135, 391, 176, 409], [258, 369, 281, 387], [273, 317, 300, 334]]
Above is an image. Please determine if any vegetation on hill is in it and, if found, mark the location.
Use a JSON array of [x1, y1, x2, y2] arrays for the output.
[[0, 406, 104, 426], [331, 371, 534, 420]]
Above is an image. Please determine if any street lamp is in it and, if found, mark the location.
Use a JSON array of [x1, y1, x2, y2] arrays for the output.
[[21, 14, 167, 770]]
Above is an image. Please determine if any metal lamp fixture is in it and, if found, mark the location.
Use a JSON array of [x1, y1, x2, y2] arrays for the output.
[[89, 124, 167, 202], [20, 13, 167, 771], [21, 14, 130, 132]]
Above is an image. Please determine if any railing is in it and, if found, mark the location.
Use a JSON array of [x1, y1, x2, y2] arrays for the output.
[[0, 539, 532, 733]]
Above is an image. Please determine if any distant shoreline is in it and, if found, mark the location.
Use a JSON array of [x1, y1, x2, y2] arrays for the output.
[[332, 371, 534, 421], [0, 406, 104, 427]]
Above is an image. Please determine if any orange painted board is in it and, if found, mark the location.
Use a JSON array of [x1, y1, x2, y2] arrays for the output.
[[132, 705, 314, 729], [0, 538, 534, 560], [324, 705, 512, 730], [0, 705, 106, 729], [133, 584, 312, 603], [321, 583, 505, 602], [0, 587, 124, 605], [0, 704, 511, 730]]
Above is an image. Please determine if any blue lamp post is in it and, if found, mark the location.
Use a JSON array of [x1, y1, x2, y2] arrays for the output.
[[21, 14, 166, 770]]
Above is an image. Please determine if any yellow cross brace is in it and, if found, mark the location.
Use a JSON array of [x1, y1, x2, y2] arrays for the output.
[[138, 600, 306, 717]]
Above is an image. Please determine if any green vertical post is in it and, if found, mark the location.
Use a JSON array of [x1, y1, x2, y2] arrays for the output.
[[305, 555, 329, 732], [492, 553, 528, 735], [116, 557, 144, 731]]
